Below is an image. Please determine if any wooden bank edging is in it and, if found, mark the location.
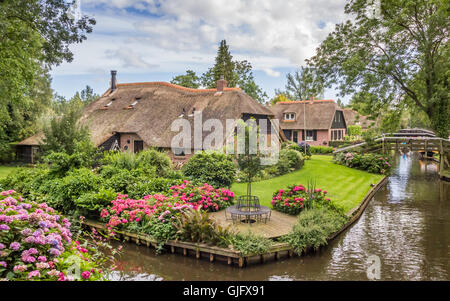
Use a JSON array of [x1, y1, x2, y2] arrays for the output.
[[84, 176, 388, 268]]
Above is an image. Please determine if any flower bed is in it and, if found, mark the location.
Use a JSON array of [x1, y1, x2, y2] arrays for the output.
[[0, 190, 105, 281], [333, 152, 392, 174], [100, 181, 235, 245], [271, 185, 330, 215]]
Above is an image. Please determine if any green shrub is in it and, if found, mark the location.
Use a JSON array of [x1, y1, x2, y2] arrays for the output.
[[231, 232, 273, 256], [182, 151, 236, 188], [101, 168, 151, 194], [310, 146, 334, 154], [102, 151, 140, 170], [137, 149, 173, 177], [267, 149, 304, 177], [173, 208, 232, 248], [127, 178, 184, 199], [47, 168, 102, 213], [347, 125, 362, 137], [333, 152, 392, 174], [74, 187, 117, 218], [281, 208, 348, 255]]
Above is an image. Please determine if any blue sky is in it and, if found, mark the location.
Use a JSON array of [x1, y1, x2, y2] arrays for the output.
[[51, 0, 350, 102]]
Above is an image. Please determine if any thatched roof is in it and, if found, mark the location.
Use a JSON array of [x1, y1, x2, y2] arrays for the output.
[[16, 133, 44, 146], [80, 82, 274, 148], [342, 108, 371, 129], [270, 100, 341, 130]]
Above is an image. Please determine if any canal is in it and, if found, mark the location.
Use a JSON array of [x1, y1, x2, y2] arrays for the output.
[[107, 153, 450, 281]]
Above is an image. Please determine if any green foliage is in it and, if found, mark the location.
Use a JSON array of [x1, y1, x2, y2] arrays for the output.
[[182, 151, 236, 188], [0, 0, 95, 157], [275, 66, 324, 100], [137, 149, 173, 177], [101, 168, 153, 194], [170, 70, 200, 88], [310, 146, 334, 154], [174, 208, 233, 248], [347, 125, 362, 137], [281, 208, 348, 255], [127, 178, 184, 199], [270, 93, 292, 106], [41, 108, 90, 155], [270, 149, 304, 176], [231, 232, 273, 256], [46, 168, 102, 213], [43, 140, 99, 177], [309, 0, 450, 137], [201, 40, 267, 103], [74, 187, 117, 218], [334, 152, 392, 174]]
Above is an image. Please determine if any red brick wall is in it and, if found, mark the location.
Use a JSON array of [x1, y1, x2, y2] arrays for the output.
[[306, 130, 330, 146], [119, 133, 147, 153]]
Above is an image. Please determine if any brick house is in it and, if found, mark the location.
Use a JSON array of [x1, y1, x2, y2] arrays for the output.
[[270, 98, 348, 146], [16, 71, 277, 164]]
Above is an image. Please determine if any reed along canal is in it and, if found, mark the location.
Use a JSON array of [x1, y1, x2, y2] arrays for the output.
[[107, 153, 450, 281]]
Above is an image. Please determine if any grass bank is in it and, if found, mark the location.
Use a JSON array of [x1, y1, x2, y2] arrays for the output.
[[0, 166, 20, 179], [231, 155, 384, 213]]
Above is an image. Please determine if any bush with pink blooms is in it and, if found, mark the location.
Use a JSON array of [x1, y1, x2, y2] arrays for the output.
[[271, 185, 331, 215], [0, 190, 106, 281], [99, 181, 235, 250]]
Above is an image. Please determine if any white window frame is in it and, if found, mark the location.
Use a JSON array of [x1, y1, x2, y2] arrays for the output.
[[283, 112, 296, 121], [305, 130, 314, 141]]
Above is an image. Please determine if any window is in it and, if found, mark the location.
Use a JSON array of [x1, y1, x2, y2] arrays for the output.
[[174, 148, 185, 156], [331, 129, 344, 141], [283, 112, 296, 120], [293, 131, 298, 143], [305, 130, 314, 141]]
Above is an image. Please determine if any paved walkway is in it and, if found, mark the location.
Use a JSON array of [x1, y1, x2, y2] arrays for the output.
[[208, 209, 298, 239]]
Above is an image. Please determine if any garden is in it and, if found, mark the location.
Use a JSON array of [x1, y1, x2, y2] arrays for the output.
[[0, 135, 391, 277]]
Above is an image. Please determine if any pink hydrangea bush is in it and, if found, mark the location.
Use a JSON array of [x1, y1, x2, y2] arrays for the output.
[[0, 190, 104, 281], [100, 181, 235, 243], [271, 185, 330, 215]]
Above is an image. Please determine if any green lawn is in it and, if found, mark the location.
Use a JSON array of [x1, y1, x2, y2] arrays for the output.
[[0, 166, 19, 179], [231, 155, 384, 213]]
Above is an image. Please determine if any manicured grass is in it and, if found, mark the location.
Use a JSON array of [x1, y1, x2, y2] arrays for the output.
[[0, 166, 19, 179], [231, 155, 384, 213]]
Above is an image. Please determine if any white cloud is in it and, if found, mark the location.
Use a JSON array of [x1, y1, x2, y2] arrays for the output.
[[52, 0, 349, 90]]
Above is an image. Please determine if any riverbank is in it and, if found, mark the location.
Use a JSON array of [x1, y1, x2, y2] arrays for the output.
[[84, 164, 388, 268], [231, 155, 384, 212]]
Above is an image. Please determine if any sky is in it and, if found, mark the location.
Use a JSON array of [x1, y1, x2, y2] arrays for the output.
[[51, 0, 350, 103]]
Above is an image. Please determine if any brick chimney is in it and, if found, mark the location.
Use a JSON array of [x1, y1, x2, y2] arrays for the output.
[[110, 70, 117, 92], [216, 75, 227, 92]]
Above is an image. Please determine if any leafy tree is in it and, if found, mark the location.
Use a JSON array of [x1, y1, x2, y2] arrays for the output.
[[275, 66, 324, 100], [201, 40, 268, 103], [309, 0, 449, 137], [270, 93, 292, 106], [80, 85, 99, 104], [41, 106, 90, 155], [170, 70, 201, 88], [0, 0, 96, 158]]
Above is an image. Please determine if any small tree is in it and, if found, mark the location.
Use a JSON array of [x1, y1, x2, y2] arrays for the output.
[[41, 108, 90, 155], [236, 120, 262, 198]]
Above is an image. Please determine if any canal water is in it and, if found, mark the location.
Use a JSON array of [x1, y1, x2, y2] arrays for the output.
[[107, 153, 450, 281]]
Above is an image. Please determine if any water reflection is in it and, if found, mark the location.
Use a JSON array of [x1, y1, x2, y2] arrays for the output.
[[107, 154, 450, 280]]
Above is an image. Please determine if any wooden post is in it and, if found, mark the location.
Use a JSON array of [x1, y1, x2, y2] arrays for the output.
[[183, 248, 187, 256], [227, 257, 232, 265], [170, 246, 175, 254], [209, 254, 215, 263], [238, 257, 244, 268], [196, 249, 201, 259], [440, 140, 444, 175]]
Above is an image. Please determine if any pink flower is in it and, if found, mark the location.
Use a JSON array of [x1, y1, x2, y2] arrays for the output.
[[28, 270, 41, 279], [81, 271, 91, 279]]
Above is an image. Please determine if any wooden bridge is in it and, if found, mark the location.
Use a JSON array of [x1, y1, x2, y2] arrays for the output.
[[334, 129, 450, 177]]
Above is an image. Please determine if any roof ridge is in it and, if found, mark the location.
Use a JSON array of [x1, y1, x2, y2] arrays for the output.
[[277, 99, 335, 104], [115, 81, 242, 93]]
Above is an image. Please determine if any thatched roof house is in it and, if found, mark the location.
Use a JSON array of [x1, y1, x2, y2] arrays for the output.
[[270, 98, 348, 146], [78, 73, 275, 161], [342, 108, 372, 130]]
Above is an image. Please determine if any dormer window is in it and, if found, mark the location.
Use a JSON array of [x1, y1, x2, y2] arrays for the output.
[[283, 112, 296, 120]]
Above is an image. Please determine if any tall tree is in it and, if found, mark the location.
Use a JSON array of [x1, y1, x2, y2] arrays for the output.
[[170, 70, 201, 88], [308, 0, 449, 137], [275, 66, 324, 100], [201, 40, 268, 103], [0, 0, 96, 156]]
